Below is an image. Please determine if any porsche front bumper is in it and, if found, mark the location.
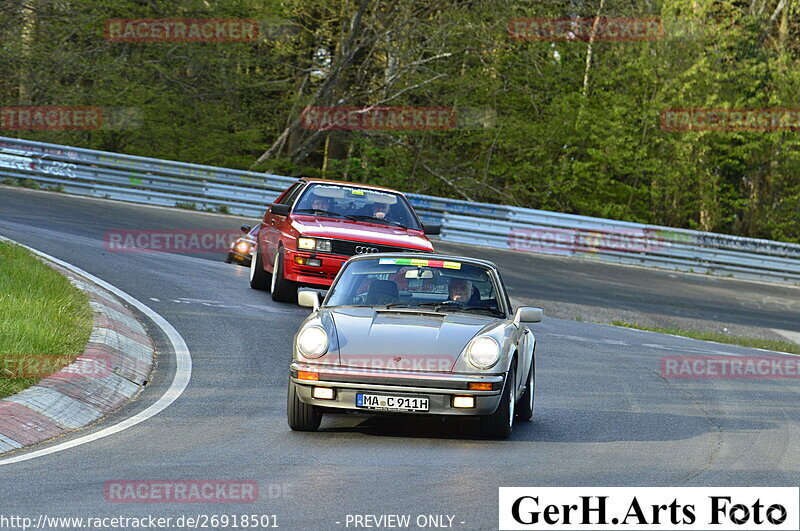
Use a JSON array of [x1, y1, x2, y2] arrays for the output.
[[290, 361, 506, 416]]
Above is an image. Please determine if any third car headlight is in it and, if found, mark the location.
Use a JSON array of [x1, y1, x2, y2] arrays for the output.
[[297, 326, 328, 358], [466, 336, 500, 369]]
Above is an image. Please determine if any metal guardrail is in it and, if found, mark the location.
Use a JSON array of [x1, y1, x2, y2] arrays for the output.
[[1, 135, 799, 285]]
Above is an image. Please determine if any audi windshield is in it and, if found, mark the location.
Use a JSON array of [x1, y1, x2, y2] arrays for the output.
[[292, 183, 423, 231]]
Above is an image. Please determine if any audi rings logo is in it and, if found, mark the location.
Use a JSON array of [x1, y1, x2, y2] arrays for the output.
[[354, 246, 380, 254]]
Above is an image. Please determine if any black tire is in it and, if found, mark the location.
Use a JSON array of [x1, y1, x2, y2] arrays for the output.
[[287, 380, 322, 431], [270, 247, 298, 303], [249, 242, 270, 290], [480, 364, 515, 439], [515, 359, 534, 421], [224, 254, 232, 264]]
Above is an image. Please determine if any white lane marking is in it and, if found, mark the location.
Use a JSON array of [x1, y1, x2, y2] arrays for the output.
[[545, 327, 800, 358], [156, 296, 303, 314], [0, 235, 192, 466]]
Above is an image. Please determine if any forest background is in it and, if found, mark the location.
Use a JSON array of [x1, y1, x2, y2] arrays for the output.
[[1, 0, 798, 242]]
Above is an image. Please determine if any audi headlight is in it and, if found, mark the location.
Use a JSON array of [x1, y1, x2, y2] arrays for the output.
[[297, 237, 332, 252], [298, 237, 316, 250], [297, 326, 328, 358], [466, 336, 500, 369]]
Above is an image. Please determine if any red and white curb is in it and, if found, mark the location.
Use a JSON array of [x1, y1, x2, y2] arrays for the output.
[[0, 236, 190, 466], [0, 264, 156, 454]]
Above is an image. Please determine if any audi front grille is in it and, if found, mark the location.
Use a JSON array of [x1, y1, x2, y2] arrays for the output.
[[328, 239, 428, 257]]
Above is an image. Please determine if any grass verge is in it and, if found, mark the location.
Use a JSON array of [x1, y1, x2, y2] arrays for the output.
[[610, 320, 800, 355], [0, 241, 93, 398]]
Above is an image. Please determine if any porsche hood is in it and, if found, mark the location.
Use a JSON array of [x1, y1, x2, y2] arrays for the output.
[[325, 307, 496, 372]]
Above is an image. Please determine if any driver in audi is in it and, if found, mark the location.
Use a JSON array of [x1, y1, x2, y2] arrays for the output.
[[310, 195, 333, 211]]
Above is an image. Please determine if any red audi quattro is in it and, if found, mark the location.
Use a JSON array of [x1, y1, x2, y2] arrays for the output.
[[249, 178, 439, 302]]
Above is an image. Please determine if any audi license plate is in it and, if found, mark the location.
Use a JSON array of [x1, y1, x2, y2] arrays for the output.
[[356, 393, 429, 412]]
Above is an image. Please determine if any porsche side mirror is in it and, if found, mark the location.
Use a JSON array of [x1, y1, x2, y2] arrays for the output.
[[270, 203, 291, 217], [514, 306, 543, 325], [240, 224, 251, 233], [298, 289, 320, 311], [423, 223, 441, 235]]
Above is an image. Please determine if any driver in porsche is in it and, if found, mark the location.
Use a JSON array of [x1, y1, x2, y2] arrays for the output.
[[447, 277, 472, 302]]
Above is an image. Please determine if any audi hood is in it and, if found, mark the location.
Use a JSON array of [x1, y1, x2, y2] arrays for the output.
[[291, 215, 433, 251]]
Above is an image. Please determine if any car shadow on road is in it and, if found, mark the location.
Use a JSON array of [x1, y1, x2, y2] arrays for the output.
[[316, 408, 775, 443]]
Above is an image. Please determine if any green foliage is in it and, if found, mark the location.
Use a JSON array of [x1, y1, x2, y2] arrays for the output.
[[1, 0, 798, 242], [0, 242, 93, 398]]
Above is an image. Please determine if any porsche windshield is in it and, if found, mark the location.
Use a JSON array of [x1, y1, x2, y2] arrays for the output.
[[292, 183, 422, 230], [326, 257, 504, 317]]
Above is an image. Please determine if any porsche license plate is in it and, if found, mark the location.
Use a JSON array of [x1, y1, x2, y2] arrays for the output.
[[356, 393, 429, 412]]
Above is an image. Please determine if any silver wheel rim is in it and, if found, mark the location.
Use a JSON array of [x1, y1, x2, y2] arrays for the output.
[[508, 381, 515, 428], [528, 366, 534, 411], [271, 251, 280, 292], [249, 245, 257, 281]]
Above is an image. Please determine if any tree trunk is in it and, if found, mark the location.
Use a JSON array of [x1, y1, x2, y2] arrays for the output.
[[19, 1, 36, 104]]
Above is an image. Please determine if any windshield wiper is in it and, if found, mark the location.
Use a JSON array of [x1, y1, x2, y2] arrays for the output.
[[415, 301, 462, 312], [344, 214, 409, 229], [461, 306, 505, 317], [382, 302, 416, 308], [415, 302, 504, 316], [293, 208, 349, 219]]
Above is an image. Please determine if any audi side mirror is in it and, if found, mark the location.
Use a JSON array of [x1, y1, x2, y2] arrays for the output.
[[270, 203, 291, 217], [240, 224, 251, 233], [423, 223, 441, 235]]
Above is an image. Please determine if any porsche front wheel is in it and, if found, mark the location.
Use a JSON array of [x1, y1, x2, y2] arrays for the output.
[[287, 380, 322, 431], [480, 365, 515, 438]]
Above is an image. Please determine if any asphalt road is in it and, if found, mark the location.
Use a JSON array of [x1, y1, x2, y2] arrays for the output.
[[0, 186, 798, 529]]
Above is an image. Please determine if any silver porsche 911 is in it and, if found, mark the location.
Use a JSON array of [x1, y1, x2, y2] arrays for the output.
[[286, 253, 543, 438]]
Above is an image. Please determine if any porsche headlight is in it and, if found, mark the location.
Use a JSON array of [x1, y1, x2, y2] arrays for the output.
[[297, 326, 328, 358], [297, 237, 332, 252], [466, 336, 500, 369]]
